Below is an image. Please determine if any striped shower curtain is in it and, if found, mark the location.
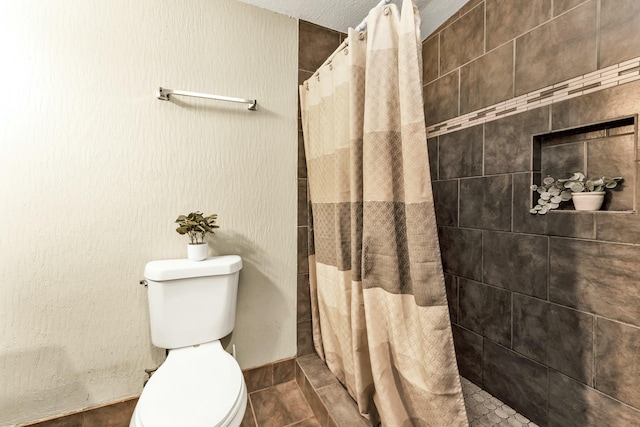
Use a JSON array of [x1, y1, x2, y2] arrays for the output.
[[299, 1, 468, 425]]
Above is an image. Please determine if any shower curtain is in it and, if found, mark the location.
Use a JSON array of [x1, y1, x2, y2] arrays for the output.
[[299, 1, 468, 425]]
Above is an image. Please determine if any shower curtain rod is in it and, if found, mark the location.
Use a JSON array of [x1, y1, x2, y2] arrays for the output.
[[314, 0, 392, 75], [355, 0, 392, 31], [156, 87, 258, 111]]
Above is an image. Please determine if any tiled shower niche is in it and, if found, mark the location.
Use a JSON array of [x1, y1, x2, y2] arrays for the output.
[[533, 116, 637, 212]]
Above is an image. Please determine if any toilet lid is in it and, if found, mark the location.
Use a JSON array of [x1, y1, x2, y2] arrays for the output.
[[137, 341, 244, 427]]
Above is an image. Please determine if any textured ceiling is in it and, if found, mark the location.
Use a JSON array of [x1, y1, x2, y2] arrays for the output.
[[237, 0, 468, 40]]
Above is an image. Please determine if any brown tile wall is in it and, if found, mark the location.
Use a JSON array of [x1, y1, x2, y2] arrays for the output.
[[422, 0, 640, 126], [426, 0, 640, 425], [297, 21, 344, 357], [18, 398, 138, 427]]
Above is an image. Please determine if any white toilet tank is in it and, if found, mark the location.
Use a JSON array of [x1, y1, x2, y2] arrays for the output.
[[143, 255, 242, 349]]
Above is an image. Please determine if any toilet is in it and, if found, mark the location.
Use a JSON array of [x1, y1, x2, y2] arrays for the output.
[[130, 255, 246, 427]]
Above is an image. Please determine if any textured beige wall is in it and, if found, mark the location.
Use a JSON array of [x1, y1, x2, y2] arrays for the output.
[[0, 0, 297, 424]]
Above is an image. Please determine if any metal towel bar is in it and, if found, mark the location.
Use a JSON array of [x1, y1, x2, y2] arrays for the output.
[[156, 87, 257, 111]]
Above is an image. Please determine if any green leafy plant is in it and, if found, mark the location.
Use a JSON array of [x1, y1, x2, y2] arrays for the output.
[[558, 172, 623, 193], [529, 176, 572, 215], [529, 172, 623, 215], [175, 211, 219, 244]]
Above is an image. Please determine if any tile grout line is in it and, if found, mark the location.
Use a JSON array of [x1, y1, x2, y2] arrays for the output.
[[510, 290, 514, 350], [483, 0, 486, 56], [512, 38, 517, 99], [457, 68, 461, 117], [595, 0, 601, 70], [437, 32, 440, 80], [249, 393, 260, 427], [592, 315, 597, 389], [282, 416, 318, 427], [546, 236, 551, 302]]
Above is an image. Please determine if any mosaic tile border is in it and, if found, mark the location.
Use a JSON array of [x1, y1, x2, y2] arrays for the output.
[[426, 56, 640, 137]]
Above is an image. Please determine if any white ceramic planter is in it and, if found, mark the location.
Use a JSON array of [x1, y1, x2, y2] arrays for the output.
[[572, 191, 605, 211], [187, 243, 208, 261]]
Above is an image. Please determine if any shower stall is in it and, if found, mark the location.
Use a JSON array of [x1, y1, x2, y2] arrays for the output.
[[297, 0, 640, 426]]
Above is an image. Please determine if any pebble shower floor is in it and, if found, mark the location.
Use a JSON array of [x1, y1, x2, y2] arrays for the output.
[[461, 377, 540, 427]]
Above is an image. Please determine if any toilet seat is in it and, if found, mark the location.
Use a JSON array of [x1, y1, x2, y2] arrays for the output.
[[133, 341, 246, 427]]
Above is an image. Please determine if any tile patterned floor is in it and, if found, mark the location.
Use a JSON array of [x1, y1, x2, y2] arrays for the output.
[[19, 361, 539, 427], [242, 374, 541, 427], [241, 380, 320, 427], [461, 377, 540, 427]]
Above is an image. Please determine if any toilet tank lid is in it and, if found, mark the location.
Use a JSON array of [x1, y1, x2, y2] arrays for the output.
[[144, 255, 242, 281]]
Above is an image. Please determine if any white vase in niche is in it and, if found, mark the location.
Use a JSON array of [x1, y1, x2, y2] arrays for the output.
[[187, 243, 208, 261], [572, 192, 605, 211]]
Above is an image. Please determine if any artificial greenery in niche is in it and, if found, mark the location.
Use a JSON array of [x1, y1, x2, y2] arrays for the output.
[[175, 211, 219, 244], [529, 172, 623, 214]]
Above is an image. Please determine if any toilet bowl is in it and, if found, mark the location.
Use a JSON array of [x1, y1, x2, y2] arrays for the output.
[[130, 341, 247, 427], [131, 255, 245, 427]]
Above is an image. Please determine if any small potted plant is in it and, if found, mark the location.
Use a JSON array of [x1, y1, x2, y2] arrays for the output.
[[562, 172, 623, 211], [175, 211, 219, 261], [530, 172, 623, 214]]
